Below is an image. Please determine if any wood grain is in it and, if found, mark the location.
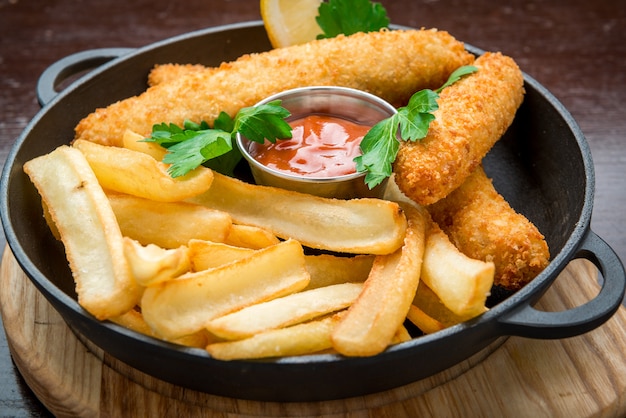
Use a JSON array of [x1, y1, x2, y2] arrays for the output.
[[2, 248, 625, 417]]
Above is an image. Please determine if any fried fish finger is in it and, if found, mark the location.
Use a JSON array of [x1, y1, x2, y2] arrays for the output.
[[393, 52, 524, 205], [427, 165, 550, 290], [147, 63, 213, 86], [75, 29, 474, 147]]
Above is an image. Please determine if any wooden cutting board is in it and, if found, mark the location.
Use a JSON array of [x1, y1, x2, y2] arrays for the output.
[[2, 246, 626, 417]]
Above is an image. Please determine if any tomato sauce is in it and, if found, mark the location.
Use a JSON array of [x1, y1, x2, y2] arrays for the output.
[[248, 114, 370, 177]]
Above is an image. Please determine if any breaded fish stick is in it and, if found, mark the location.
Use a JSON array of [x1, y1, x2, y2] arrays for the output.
[[427, 165, 550, 290], [147, 63, 213, 86], [393, 52, 524, 205], [75, 29, 474, 147]]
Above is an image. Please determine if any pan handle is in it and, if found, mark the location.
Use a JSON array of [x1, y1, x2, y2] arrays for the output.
[[496, 230, 625, 339], [37, 48, 134, 106]]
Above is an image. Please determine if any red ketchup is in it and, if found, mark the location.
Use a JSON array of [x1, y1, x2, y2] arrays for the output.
[[248, 114, 370, 177]]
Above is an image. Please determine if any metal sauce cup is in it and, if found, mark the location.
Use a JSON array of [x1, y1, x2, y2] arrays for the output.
[[236, 86, 397, 199]]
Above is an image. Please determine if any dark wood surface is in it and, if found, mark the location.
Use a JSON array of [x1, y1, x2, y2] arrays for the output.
[[1, 0, 624, 415]]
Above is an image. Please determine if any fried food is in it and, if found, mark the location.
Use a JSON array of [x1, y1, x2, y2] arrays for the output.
[[393, 52, 524, 205], [107, 193, 232, 248], [420, 220, 494, 317], [23, 146, 142, 319], [189, 172, 408, 255], [75, 29, 474, 146], [147, 63, 212, 86], [141, 239, 310, 340], [427, 165, 550, 290], [206, 312, 345, 360], [206, 283, 363, 340], [303, 254, 374, 290], [122, 238, 190, 286], [73, 139, 214, 202], [331, 204, 428, 357]]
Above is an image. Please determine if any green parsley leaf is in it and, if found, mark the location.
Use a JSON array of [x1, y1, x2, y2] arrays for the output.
[[316, 0, 390, 39], [354, 115, 400, 188], [233, 100, 292, 144], [435, 65, 478, 93], [144, 101, 292, 178], [355, 65, 479, 189], [161, 129, 233, 178], [396, 90, 439, 141], [213, 111, 235, 132]]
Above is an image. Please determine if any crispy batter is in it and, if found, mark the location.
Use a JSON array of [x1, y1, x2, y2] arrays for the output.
[[147, 63, 213, 86], [427, 165, 550, 290], [393, 52, 524, 206], [75, 29, 474, 147]]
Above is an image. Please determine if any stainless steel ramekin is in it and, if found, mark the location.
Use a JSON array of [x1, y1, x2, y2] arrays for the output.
[[236, 86, 397, 199]]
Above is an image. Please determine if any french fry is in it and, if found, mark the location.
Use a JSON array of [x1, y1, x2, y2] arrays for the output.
[[189, 172, 407, 255], [110, 309, 215, 348], [393, 325, 412, 344], [386, 176, 494, 319], [110, 308, 154, 336], [410, 281, 471, 331], [41, 200, 60, 240], [406, 304, 446, 335], [303, 254, 374, 290], [123, 238, 190, 286], [122, 129, 167, 160], [206, 283, 363, 339], [206, 312, 345, 360], [23, 146, 141, 319], [73, 139, 213, 202], [224, 223, 280, 249], [108, 193, 232, 248], [187, 239, 255, 271], [332, 204, 429, 357], [421, 222, 494, 318], [141, 239, 310, 340]]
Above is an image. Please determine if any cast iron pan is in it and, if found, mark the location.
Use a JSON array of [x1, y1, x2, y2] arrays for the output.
[[1, 22, 625, 402]]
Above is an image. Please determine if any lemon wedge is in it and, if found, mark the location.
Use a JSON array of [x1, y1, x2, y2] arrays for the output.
[[260, 0, 324, 48]]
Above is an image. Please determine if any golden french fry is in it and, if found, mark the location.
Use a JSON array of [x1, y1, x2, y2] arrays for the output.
[[73, 139, 213, 202], [108, 193, 231, 248], [23, 146, 142, 320], [411, 281, 474, 329], [332, 204, 428, 357], [206, 283, 363, 339], [189, 172, 407, 255], [110, 308, 155, 336], [304, 254, 374, 290], [406, 304, 446, 335], [141, 239, 310, 340], [187, 239, 255, 271], [123, 238, 190, 286], [41, 200, 60, 240], [224, 223, 280, 249], [122, 129, 167, 160], [392, 325, 412, 344], [110, 309, 214, 348], [421, 222, 494, 318], [206, 312, 345, 360]]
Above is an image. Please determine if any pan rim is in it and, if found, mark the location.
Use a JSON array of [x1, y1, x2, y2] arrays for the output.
[[0, 20, 597, 381]]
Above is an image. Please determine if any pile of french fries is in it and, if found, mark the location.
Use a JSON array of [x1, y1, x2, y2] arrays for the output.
[[22, 131, 495, 360]]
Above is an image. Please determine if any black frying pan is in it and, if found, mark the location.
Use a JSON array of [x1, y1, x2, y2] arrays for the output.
[[1, 22, 624, 402]]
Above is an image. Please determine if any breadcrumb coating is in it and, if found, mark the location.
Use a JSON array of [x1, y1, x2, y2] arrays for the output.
[[147, 63, 212, 87], [427, 165, 550, 290], [74, 29, 474, 147], [393, 52, 524, 206]]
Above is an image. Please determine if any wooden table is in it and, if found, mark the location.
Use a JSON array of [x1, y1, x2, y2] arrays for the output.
[[1, 0, 625, 415]]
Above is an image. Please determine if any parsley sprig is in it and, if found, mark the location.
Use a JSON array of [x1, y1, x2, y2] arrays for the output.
[[144, 100, 292, 177], [354, 65, 479, 189], [316, 0, 390, 38]]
